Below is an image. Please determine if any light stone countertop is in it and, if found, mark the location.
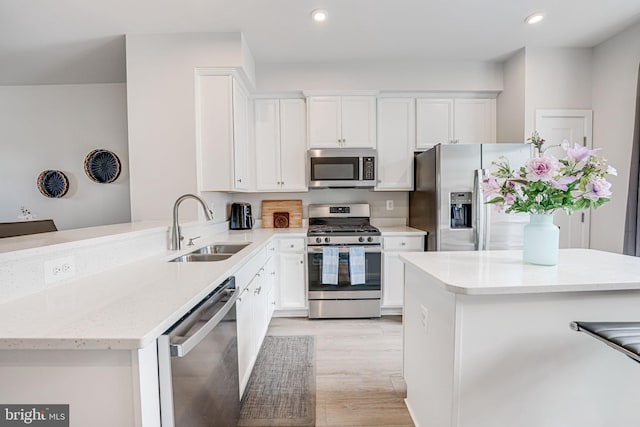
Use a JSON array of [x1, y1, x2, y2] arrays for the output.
[[377, 225, 426, 236], [0, 227, 305, 351], [400, 249, 640, 295]]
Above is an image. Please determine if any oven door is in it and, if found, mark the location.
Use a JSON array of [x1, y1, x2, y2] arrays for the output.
[[307, 245, 381, 299]]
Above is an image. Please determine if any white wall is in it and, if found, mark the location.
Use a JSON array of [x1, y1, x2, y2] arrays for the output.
[[524, 47, 593, 137], [256, 60, 503, 92], [591, 21, 640, 253], [496, 49, 526, 143], [0, 83, 131, 230], [125, 33, 255, 223]]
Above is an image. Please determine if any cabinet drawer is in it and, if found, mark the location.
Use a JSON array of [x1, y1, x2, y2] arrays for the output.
[[235, 247, 267, 290], [383, 236, 423, 251], [265, 240, 276, 258], [278, 238, 305, 253]]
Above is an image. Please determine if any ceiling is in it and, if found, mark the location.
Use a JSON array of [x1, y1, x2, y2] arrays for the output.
[[1, 0, 640, 85]]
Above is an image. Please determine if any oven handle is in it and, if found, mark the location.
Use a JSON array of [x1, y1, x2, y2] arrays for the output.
[[166, 277, 236, 357], [307, 246, 381, 254]]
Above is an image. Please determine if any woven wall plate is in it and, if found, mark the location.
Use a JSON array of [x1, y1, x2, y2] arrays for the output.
[[84, 149, 121, 183], [37, 170, 69, 198]]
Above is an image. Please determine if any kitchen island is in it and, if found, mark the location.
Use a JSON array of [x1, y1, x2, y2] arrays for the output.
[[400, 249, 640, 427]]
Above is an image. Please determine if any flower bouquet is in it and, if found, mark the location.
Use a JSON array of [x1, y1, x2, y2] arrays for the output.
[[482, 131, 616, 265]]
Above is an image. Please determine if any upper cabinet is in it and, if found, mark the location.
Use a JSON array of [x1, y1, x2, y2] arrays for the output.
[[376, 98, 415, 191], [307, 96, 376, 149], [254, 99, 307, 192], [416, 98, 496, 149], [196, 73, 251, 192]]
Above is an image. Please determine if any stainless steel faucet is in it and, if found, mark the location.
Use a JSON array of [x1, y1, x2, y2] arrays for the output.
[[171, 194, 214, 250]]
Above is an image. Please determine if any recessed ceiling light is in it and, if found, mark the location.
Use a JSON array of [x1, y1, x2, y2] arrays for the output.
[[311, 9, 328, 22], [525, 13, 545, 25]]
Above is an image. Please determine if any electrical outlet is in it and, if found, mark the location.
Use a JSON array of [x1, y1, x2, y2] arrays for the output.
[[386, 200, 394, 211], [44, 256, 76, 284]]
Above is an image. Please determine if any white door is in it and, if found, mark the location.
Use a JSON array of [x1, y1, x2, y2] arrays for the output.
[[376, 98, 415, 190], [416, 98, 453, 149], [340, 96, 377, 148], [236, 280, 256, 395], [454, 98, 495, 144], [254, 99, 281, 191], [535, 109, 593, 249], [276, 252, 307, 309], [232, 79, 250, 191], [279, 99, 308, 191], [308, 96, 341, 148], [382, 252, 405, 307]]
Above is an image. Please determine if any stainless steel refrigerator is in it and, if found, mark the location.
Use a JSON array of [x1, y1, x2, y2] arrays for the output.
[[409, 143, 531, 251]]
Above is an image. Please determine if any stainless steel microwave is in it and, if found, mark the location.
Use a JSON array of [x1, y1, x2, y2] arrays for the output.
[[308, 149, 377, 188]]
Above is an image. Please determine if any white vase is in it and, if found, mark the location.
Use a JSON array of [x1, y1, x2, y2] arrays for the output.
[[523, 214, 559, 266]]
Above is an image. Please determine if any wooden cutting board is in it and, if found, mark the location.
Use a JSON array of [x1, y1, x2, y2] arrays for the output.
[[261, 200, 303, 228]]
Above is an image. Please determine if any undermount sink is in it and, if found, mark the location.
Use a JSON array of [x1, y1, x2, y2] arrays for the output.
[[190, 243, 251, 255], [169, 242, 251, 263], [170, 253, 233, 263]]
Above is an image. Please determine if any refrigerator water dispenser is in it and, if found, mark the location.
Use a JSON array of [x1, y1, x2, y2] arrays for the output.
[[450, 192, 472, 229]]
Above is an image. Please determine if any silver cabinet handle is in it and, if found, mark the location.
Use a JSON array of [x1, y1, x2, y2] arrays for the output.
[[401, 242, 406, 246], [237, 287, 249, 302], [237, 178, 242, 183], [254, 286, 262, 295], [290, 244, 294, 248], [299, 260, 304, 264]]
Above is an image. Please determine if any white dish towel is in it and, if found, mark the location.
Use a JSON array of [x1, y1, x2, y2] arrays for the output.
[[322, 246, 339, 285], [349, 246, 366, 285]]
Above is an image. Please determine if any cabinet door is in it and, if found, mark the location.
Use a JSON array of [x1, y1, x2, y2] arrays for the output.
[[453, 98, 495, 144], [382, 252, 405, 307], [236, 279, 256, 395], [276, 252, 307, 309], [232, 79, 250, 190], [279, 99, 308, 191], [254, 99, 281, 191], [197, 74, 234, 191], [416, 98, 453, 149], [376, 98, 415, 190], [341, 96, 377, 148], [264, 256, 277, 319], [253, 270, 270, 351], [308, 96, 341, 148]]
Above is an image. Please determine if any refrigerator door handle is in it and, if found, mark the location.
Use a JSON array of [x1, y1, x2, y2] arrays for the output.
[[473, 169, 487, 250]]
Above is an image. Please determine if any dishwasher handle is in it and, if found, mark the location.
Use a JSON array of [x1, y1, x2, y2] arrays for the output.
[[167, 276, 237, 357]]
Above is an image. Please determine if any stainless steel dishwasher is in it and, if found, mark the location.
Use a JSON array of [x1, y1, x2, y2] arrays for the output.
[[158, 276, 239, 427]]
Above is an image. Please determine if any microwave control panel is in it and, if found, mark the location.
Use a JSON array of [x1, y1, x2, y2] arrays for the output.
[[363, 157, 375, 180]]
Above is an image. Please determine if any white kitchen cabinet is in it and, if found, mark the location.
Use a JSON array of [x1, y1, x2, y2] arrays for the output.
[[454, 98, 496, 145], [236, 275, 257, 394], [416, 98, 495, 149], [308, 96, 376, 148], [376, 98, 416, 191], [275, 238, 307, 313], [254, 99, 307, 192], [416, 99, 453, 149], [196, 73, 250, 192], [382, 235, 424, 310]]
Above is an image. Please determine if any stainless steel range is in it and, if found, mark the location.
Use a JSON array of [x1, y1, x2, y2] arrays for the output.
[[307, 204, 382, 319]]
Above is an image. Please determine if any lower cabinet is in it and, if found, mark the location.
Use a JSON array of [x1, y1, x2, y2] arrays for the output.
[[236, 245, 276, 396], [275, 238, 307, 314], [382, 235, 425, 311]]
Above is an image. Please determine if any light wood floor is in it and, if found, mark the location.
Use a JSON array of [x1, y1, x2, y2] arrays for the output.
[[267, 316, 414, 427]]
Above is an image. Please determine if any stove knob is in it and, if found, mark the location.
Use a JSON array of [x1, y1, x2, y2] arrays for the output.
[[358, 237, 365, 243], [324, 237, 330, 243], [316, 237, 322, 244], [367, 236, 373, 243]]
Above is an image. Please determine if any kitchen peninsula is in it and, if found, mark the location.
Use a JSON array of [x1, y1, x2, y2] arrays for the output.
[[400, 249, 640, 427]]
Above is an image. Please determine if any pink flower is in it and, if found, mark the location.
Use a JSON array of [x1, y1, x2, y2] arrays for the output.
[[550, 174, 581, 191], [525, 156, 559, 182], [481, 177, 501, 198], [566, 143, 600, 163], [503, 192, 516, 204], [584, 177, 612, 201]]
